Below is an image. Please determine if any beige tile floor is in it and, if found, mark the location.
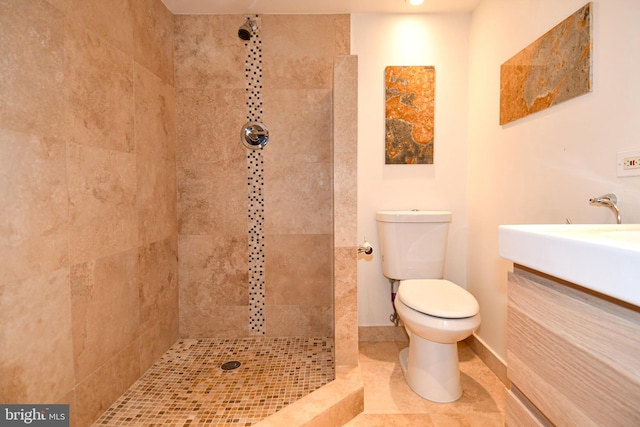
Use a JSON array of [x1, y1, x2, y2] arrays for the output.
[[346, 341, 506, 427]]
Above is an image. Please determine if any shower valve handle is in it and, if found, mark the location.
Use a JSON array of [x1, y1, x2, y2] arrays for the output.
[[246, 127, 266, 141], [241, 121, 269, 149]]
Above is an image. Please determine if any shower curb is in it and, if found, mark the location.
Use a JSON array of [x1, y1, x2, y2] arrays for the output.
[[253, 365, 364, 427]]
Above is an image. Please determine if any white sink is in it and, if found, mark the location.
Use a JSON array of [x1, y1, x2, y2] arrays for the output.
[[499, 224, 640, 307]]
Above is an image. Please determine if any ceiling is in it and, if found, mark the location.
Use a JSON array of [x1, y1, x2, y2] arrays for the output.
[[161, 0, 481, 15]]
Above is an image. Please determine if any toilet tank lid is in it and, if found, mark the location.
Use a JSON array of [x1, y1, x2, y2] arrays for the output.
[[376, 210, 452, 223], [398, 279, 479, 318]]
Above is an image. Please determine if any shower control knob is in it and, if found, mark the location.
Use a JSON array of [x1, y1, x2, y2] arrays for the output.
[[241, 121, 269, 149]]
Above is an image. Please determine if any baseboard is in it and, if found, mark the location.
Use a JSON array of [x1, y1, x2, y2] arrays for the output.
[[464, 334, 510, 387], [358, 325, 408, 343]]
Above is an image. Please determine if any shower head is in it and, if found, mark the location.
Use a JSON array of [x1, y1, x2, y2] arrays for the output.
[[238, 18, 257, 40]]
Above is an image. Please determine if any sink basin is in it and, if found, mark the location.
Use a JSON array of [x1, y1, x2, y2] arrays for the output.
[[499, 224, 640, 307]]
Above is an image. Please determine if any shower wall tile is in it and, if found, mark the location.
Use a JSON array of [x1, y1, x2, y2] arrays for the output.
[[264, 161, 333, 235], [70, 248, 140, 382], [334, 247, 359, 366], [334, 150, 358, 247], [178, 232, 249, 337], [135, 63, 176, 162], [64, 21, 135, 153], [174, 15, 246, 89], [67, 143, 138, 265], [74, 339, 141, 427], [176, 88, 246, 166], [139, 326, 174, 376], [261, 14, 350, 90], [262, 88, 333, 163], [138, 237, 179, 372], [333, 56, 358, 156], [333, 55, 358, 248], [180, 304, 250, 338], [175, 91, 247, 246], [178, 234, 249, 307], [0, 0, 65, 137], [0, 269, 74, 403], [46, 0, 135, 57], [132, 0, 174, 85], [265, 234, 333, 307], [135, 64, 178, 245], [0, 129, 68, 286], [138, 154, 178, 245], [138, 237, 179, 335], [177, 157, 248, 236], [333, 14, 351, 56], [265, 304, 333, 338]]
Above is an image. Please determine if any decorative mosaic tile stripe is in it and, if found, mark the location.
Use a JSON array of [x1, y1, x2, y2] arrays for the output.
[[244, 15, 266, 335], [93, 337, 335, 426], [244, 15, 263, 123], [247, 150, 265, 336]]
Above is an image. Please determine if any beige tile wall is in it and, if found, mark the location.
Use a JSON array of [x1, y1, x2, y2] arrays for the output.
[[0, 0, 178, 425], [175, 14, 351, 338]]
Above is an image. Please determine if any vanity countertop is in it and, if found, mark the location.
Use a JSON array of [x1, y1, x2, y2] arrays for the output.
[[499, 224, 640, 307]]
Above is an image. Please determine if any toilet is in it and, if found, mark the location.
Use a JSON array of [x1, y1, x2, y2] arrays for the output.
[[376, 210, 480, 403]]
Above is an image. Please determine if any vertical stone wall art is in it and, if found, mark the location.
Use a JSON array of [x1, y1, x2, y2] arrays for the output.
[[385, 66, 435, 164], [500, 2, 593, 125]]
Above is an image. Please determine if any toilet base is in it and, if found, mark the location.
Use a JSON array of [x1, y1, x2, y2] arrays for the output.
[[398, 336, 462, 403]]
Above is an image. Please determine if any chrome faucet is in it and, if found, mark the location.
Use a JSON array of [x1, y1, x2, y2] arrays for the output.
[[589, 193, 622, 224]]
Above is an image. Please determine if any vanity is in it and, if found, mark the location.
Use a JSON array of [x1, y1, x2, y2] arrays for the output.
[[499, 224, 640, 426]]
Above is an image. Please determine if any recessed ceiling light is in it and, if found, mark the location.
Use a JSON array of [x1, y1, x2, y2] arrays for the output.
[[407, 0, 425, 5]]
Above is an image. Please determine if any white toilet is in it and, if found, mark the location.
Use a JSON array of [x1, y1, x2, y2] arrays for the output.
[[376, 210, 480, 403]]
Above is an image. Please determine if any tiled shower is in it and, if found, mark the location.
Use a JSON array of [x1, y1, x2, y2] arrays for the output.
[[0, 0, 358, 425]]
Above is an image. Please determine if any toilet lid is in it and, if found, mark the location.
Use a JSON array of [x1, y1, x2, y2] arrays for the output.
[[398, 279, 479, 319]]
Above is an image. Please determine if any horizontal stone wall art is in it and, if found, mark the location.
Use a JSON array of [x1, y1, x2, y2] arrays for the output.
[[385, 66, 435, 164], [500, 2, 592, 125]]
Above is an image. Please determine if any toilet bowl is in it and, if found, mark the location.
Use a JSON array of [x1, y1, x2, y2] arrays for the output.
[[394, 279, 480, 402]]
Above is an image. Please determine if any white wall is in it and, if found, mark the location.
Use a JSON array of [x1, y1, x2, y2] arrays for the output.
[[467, 0, 640, 360], [355, 0, 640, 362], [352, 14, 471, 327]]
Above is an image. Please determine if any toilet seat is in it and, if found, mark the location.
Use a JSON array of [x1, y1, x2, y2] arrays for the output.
[[398, 279, 479, 319]]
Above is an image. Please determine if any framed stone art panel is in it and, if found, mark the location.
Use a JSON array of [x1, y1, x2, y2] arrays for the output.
[[500, 2, 592, 125], [385, 66, 435, 164]]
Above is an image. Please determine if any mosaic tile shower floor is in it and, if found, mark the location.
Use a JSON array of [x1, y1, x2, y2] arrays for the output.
[[93, 337, 335, 427]]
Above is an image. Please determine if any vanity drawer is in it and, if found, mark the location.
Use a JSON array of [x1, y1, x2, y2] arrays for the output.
[[505, 388, 549, 427], [507, 267, 640, 426]]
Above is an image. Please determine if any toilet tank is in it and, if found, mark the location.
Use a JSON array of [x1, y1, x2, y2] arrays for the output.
[[376, 210, 452, 280]]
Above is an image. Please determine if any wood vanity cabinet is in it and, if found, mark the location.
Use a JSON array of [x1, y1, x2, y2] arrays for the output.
[[505, 266, 640, 427]]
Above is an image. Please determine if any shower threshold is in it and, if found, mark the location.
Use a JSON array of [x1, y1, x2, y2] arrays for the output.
[[93, 337, 334, 426]]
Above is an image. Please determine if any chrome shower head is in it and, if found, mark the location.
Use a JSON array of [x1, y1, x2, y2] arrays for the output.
[[238, 18, 256, 41]]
